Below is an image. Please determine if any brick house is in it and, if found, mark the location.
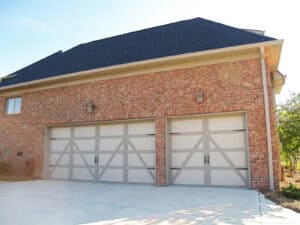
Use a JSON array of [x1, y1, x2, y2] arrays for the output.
[[0, 18, 285, 190]]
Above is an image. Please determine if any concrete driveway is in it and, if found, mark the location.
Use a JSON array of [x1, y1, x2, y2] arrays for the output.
[[0, 180, 299, 225]]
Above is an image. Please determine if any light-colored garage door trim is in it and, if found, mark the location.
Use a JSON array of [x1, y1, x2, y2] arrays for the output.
[[166, 111, 250, 187], [43, 119, 156, 183], [244, 112, 251, 188]]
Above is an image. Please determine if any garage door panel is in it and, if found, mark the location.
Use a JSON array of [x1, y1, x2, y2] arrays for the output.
[[209, 152, 230, 167], [73, 168, 95, 180], [172, 170, 204, 185], [100, 139, 124, 151], [51, 167, 69, 179], [171, 153, 189, 167], [100, 124, 124, 136], [128, 153, 155, 167], [74, 140, 95, 151], [100, 169, 123, 182], [51, 128, 71, 138], [211, 170, 247, 186], [51, 140, 70, 152], [129, 137, 155, 151], [208, 116, 244, 131], [172, 152, 204, 167], [128, 169, 154, 183], [99, 154, 123, 166], [171, 135, 203, 150], [74, 126, 95, 137], [73, 154, 95, 166], [128, 122, 155, 135], [226, 152, 247, 167], [186, 152, 204, 167], [210, 152, 247, 168], [171, 118, 203, 133], [50, 154, 70, 166], [171, 152, 186, 167], [209, 133, 245, 149]]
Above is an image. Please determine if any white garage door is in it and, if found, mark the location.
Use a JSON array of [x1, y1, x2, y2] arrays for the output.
[[47, 121, 156, 184], [169, 114, 249, 187]]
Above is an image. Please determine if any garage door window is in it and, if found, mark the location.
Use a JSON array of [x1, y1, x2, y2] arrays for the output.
[[6, 97, 22, 115]]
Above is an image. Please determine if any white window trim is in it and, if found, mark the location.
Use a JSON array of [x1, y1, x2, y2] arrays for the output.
[[6, 97, 22, 115]]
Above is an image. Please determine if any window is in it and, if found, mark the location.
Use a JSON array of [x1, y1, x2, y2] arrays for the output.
[[6, 97, 22, 114]]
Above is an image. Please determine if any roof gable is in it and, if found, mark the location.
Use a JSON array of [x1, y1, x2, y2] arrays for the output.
[[0, 18, 275, 88]]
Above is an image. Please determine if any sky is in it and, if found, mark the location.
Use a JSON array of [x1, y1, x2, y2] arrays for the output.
[[0, 0, 299, 104]]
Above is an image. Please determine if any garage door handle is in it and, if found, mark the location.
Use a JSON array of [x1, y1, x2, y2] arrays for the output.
[[233, 129, 246, 132], [94, 156, 99, 164], [170, 167, 181, 170], [204, 155, 210, 164], [147, 167, 155, 169], [235, 168, 248, 170], [170, 132, 180, 135]]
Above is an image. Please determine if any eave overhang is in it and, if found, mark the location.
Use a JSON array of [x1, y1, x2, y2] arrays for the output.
[[0, 39, 283, 95]]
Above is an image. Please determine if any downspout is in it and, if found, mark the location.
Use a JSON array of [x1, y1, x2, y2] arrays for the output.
[[260, 47, 274, 191]]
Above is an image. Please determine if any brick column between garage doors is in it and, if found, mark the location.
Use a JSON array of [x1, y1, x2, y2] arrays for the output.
[[155, 117, 167, 186]]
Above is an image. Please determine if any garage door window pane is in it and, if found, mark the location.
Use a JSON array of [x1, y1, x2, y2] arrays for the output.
[[6, 97, 22, 114]]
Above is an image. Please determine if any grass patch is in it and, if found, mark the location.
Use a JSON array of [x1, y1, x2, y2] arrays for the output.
[[281, 183, 300, 200]]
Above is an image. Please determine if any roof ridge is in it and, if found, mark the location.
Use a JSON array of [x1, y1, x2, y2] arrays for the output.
[[75, 17, 273, 49]]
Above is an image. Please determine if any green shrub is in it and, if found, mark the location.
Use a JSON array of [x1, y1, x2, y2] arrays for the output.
[[281, 183, 300, 199]]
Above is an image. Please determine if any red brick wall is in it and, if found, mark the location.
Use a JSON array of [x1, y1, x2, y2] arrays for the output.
[[155, 118, 166, 185], [0, 58, 279, 189]]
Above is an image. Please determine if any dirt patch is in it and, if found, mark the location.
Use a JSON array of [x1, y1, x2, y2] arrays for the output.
[[281, 170, 300, 188], [262, 190, 300, 213], [260, 170, 300, 213]]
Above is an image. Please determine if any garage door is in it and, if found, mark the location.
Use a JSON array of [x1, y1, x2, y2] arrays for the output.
[[46, 121, 156, 184], [169, 114, 248, 187]]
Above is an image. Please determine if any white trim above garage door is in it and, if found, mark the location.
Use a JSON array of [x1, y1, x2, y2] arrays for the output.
[[168, 113, 249, 187], [45, 120, 156, 184]]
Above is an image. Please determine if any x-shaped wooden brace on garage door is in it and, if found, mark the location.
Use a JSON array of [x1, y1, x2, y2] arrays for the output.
[[172, 137, 204, 182], [208, 136, 247, 184], [49, 141, 71, 177], [49, 133, 155, 182], [49, 139, 98, 179], [97, 138, 155, 182], [171, 134, 247, 185]]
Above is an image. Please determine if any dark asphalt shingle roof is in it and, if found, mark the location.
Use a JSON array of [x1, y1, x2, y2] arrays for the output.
[[0, 18, 276, 88]]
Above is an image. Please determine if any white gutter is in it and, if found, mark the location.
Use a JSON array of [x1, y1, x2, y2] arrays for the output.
[[260, 46, 274, 191]]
